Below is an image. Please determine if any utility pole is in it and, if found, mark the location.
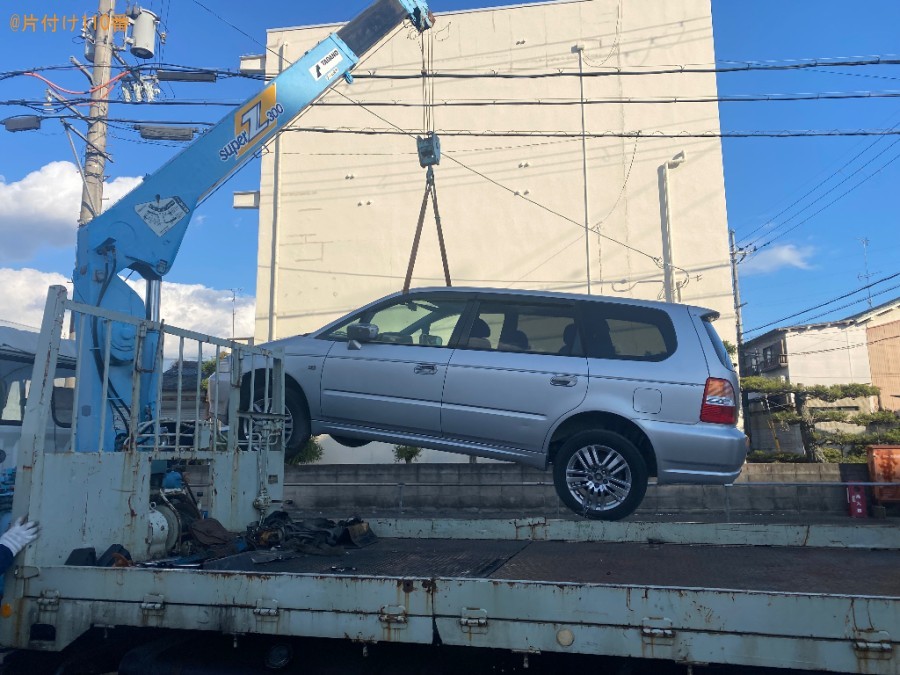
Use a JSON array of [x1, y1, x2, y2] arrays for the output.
[[857, 237, 877, 308], [229, 288, 243, 339], [730, 229, 751, 435], [729, 230, 745, 353], [79, 0, 116, 226], [575, 44, 592, 295]]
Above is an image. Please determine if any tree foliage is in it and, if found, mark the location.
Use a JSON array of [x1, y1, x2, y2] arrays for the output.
[[393, 444, 423, 464], [741, 377, 891, 463], [287, 437, 324, 465]]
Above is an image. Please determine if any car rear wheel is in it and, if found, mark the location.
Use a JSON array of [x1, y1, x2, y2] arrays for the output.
[[552, 430, 648, 521]]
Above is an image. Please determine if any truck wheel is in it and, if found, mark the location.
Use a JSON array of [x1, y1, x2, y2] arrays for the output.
[[552, 430, 648, 521], [247, 381, 311, 462]]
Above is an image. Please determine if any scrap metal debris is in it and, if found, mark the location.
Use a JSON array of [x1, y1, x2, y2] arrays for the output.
[[64, 509, 376, 570]]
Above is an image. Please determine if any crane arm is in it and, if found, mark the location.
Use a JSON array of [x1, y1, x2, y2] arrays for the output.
[[72, 0, 433, 451]]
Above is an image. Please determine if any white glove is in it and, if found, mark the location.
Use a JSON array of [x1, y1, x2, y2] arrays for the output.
[[0, 517, 39, 556]]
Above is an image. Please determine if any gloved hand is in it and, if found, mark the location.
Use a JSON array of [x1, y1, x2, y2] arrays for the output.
[[0, 517, 40, 556]]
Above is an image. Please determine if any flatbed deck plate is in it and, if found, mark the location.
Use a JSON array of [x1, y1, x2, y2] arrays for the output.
[[202, 538, 900, 596], [204, 538, 529, 578]]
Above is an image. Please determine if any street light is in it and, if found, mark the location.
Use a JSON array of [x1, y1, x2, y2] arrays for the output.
[[661, 151, 686, 302], [134, 125, 198, 141], [1, 115, 42, 132], [156, 70, 218, 83]]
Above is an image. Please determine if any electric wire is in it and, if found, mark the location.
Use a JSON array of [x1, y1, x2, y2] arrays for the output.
[[310, 91, 900, 106], [327, 87, 672, 273], [744, 271, 900, 334], [283, 126, 900, 139], [736, 116, 900, 245], [4, 53, 900, 85], [350, 55, 900, 79], [786, 331, 900, 358], [748, 145, 900, 251]]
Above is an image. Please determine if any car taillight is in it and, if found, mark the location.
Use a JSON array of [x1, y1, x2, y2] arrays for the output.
[[700, 377, 737, 424]]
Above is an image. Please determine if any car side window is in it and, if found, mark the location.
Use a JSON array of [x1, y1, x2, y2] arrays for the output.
[[320, 296, 466, 347], [583, 302, 677, 361], [462, 301, 581, 356]]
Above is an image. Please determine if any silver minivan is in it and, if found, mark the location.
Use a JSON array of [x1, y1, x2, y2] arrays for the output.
[[225, 288, 747, 520]]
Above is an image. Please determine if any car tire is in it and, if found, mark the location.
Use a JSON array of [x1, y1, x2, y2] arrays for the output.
[[331, 435, 371, 448], [552, 430, 648, 521], [246, 380, 311, 462]]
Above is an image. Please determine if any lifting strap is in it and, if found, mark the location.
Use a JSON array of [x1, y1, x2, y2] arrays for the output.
[[403, 166, 451, 293]]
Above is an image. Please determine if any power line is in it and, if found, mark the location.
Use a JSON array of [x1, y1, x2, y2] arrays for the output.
[[749, 146, 900, 250], [311, 90, 900, 106], [283, 126, 900, 139], [736, 116, 900, 245], [744, 271, 900, 334], [787, 331, 900, 357], [351, 55, 900, 79], [328, 87, 670, 273], [10, 88, 900, 114], [4, 54, 900, 83]]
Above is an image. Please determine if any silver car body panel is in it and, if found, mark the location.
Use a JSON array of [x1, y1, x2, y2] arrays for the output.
[[321, 343, 451, 434], [442, 350, 588, 454]]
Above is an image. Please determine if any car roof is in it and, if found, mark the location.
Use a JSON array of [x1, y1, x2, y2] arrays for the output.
[[392, 286, 713, 315]]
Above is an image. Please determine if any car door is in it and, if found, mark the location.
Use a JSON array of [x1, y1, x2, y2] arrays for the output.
[[319, 292, 468, 435], [441, 297, 588, 454]]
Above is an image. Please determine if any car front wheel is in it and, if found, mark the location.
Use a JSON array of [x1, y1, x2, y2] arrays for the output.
[[246, 381, 311, 462], [552, 430, 648, 521]]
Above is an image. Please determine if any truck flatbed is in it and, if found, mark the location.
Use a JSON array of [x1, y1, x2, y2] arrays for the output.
[[204, 536, 900, 597]]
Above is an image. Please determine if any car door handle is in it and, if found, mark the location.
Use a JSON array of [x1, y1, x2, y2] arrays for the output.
[[550, 375, 578, 387], [414, 364, 438, 375]]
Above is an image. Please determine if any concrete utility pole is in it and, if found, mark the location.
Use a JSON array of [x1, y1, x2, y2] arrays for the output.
[[575, 44, 592, 295], [730, 229, 750, 435], [79, 0, 116, 226], [729, 229, 745, 353]]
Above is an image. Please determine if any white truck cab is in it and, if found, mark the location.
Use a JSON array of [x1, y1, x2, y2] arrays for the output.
[[0, 326, 76, 470]]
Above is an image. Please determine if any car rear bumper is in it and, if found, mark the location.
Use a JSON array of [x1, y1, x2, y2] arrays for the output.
[[640, 419, 748, 485]]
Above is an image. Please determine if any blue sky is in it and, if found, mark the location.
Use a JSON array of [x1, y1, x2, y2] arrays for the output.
[[1, 0, 899, 339]]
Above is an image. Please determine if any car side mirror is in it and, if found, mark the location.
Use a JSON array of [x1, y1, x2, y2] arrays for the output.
[[419, 334, 442, 347], [347, 323, 379, 346]]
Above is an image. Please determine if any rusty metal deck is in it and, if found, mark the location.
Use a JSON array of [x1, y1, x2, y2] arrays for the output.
[[203, 538, 900, 597]]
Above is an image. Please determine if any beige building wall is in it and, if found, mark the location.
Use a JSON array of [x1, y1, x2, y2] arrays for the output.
[[255, 0, 734, 344], [868, 320, 900, 411], [783, 327, 872, 387]]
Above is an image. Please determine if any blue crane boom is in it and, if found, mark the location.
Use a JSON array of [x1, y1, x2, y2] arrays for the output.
[[72, 0, 433, 452]]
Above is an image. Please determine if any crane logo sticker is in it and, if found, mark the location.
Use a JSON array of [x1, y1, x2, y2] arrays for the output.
[[135, 197, 190, 237], [219, 83, 284, 162], [309, 48, 343, 82]]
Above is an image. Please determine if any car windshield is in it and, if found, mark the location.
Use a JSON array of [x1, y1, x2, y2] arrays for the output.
[[320, 298, 464, 345]]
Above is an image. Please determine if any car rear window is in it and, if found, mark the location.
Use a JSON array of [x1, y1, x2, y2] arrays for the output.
[[702, 317, 734, 371], [582, 302, 677, 362]]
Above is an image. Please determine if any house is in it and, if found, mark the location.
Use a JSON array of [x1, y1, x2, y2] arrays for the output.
[[740, 297, 900, 452]]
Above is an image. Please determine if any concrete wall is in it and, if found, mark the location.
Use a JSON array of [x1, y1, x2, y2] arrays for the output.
[[282, 462, 870, 518], [256, 0, 734, 346]]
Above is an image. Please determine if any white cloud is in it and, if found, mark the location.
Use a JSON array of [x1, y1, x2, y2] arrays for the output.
[[126, 279, 255, 340], [0, 268, 255, 352], [0, 162, 141, 262], [0, 267, 69, 330], [741, 244, 814, 276]]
